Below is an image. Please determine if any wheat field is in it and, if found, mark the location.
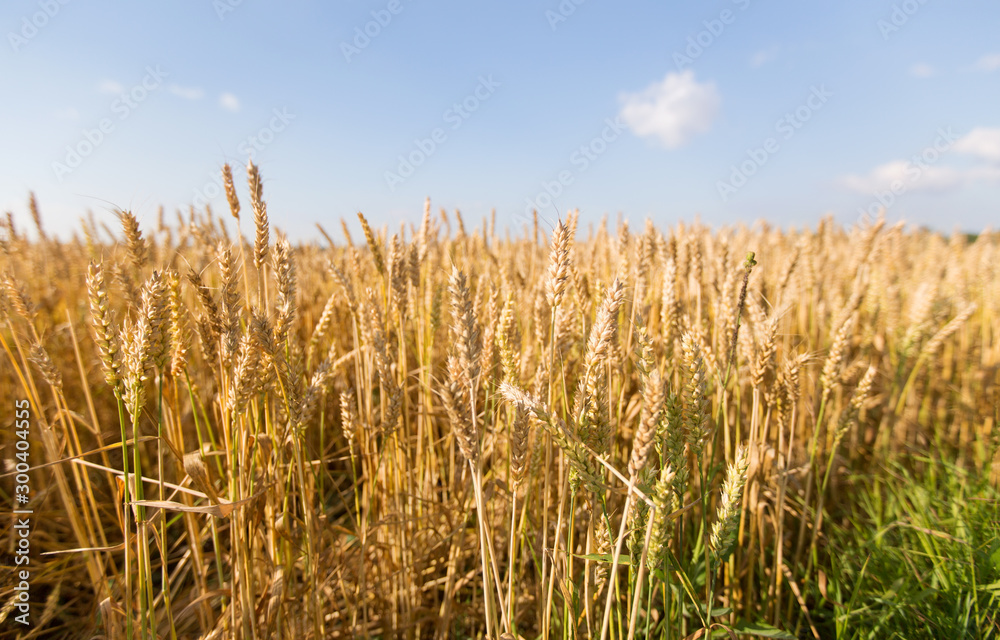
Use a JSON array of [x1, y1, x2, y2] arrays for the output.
[[1, 163, 998, 639]]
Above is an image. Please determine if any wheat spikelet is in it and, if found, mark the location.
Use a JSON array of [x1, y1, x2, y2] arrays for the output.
[[230, 332, 261, 414], [629, 368, 666, 478], [418, 197, 432, 263], [821, 310, 858, 402], [222, 163, 240, 220], [593, 513, 613, 601], [29, 341, 62, 390], [708, 443, 750, 568], [218, 244, 242, 367], [725, 252, 757, 378], [509, 405, 530, 484], [3, 271, 35, 321], [357, 212, 385, 277], [680, 331, 709, 450], [545, 219, 571, 311], [340, 390, 358, 458], [247, 161, 269, 272], [645, 461, 677, 572], [166, 269, 189, 378], [122, 316, 153, 422], [496, 294, 520, 384], [448, 267, 481, 386], [249, 305, 278, 394], [574, 278, 625, 452], [295, 359, 334, 427], [362, 288, 401, 433], [922, 302, 976, 357], [307, 290, 339, 363], [444, 354, 479, 465], [388, 234, 407, 323], [186, 269, 222, 341], [119, 209, 147, 271], [273, 233, 297, 347], [28, 192, 45, 242], [87, 262, 123, 388], [501, 382, 602, 492], [144, 270, 171, 370], [777, 353, 808, 432], [660, 254, 679, 349], [480, 285, 500, 385], [632, 312, 655, 380], [751, 312, 780, 389], [329, 260, 358, 314]]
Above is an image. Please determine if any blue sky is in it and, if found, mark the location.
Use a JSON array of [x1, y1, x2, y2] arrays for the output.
[[1, 0, 998, 241]]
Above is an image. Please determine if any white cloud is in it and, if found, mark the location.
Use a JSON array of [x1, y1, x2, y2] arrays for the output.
[[975, 53, 1000, 72], [219, 92, 241, 112], [966, 165, 1000, 181], [53, 107, 79, 121], [98, 79, 124, 94], [750, 46, 779, 68], [168, 84, 204, 100], [618, 70, 720, 148], [841, 161, 967, 194], [909, 63, 934, 78], [954, 127, 1000, 163]]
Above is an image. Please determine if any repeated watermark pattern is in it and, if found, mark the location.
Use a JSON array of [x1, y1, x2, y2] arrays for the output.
[[673, 0, 753, 71], [214, 0, 245, 21], [717, 84, 833, 202], [192, 107, 296, 209], [384, 75, 500, 192], [521, 116, 627, 220], [855, 127, 960, 221], [10, 399, 33, 627], [545, 0, 588, 31], [51, 66, 168, 183], [878, 0, 932, 40], [7, 0, 71, 53], [341, 0, 412, 63]]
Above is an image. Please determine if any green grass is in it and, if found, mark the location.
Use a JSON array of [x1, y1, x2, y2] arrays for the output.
[[818, 455, 1000, 639]]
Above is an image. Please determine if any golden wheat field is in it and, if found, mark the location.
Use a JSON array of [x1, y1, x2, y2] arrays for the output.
[[1, 164, 998, 639]]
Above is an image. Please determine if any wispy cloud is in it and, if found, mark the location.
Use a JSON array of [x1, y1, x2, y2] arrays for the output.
[[975, 53, 1000, 72], [954, 127, 1000, 163], [98, 79, 124, 94], [53, 107, 79, 121], [841, 127, 1000, 195], [750, 46, 779, 68], [219, 92, 241, 112], [168, 84, 204, 100], [909, 63, 934, 78], [618, 70, 719, 149], [841, 161, 968, 194]]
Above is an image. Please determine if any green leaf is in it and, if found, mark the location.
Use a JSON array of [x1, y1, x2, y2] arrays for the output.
[[574, 553, 631, 565], [730, 621, 796, 639]]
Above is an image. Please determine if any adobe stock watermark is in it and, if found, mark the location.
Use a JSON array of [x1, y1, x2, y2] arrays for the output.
[[521, 116, 627, 218], [856, 127, 959, 221], [51, 66, 168, 183], [341, 0, 412, 63], [383, 75, 500, 192], [717, 84, 833, 202], [673, 0, 752, 70], [878, 0, 932, 40], [545, 0, 587, 31], [192, 107, 295, 209], [9, 399, 33, 626], [213, 0, 245, 21], [7, 0, 71, 53]]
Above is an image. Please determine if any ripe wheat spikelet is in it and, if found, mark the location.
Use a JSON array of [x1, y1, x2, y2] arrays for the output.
[[0, 181, 996, 639]]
